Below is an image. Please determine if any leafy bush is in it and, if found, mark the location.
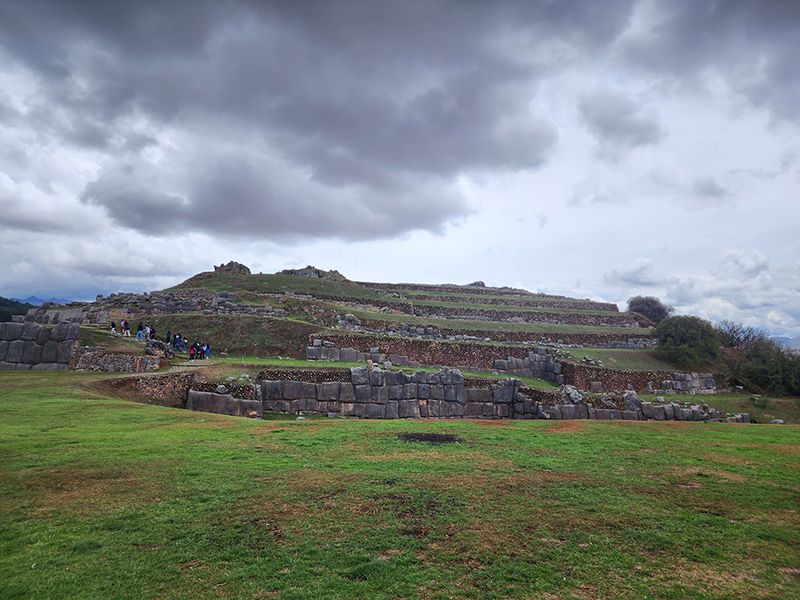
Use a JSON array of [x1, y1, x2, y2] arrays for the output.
[[627, 296, 673, 324], [654, 315, 719, 368]]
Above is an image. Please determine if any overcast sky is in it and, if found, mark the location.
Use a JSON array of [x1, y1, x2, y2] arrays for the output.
[[1, 0, 799, 336]]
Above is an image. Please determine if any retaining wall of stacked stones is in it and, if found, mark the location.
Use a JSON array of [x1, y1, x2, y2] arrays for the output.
[[412, 305, 641, 328], [254, 368, 742, 422], [71, 347, 161, 372], [191, 380, 258, 400], [305, 333, 539, 370], [29, 289, 287, 326], [560, 363, 717, 395], [307, 340, 416, 368], [260, 367, 531, 419], [126, 365, 741, 423], [135, 372, 196, 407], [257, 368, 352, 383], [491, 350, 566, 385], [186, 390, 263, 419], [0, 321, 80, 370], [408, 295, 620, 312], [358, 282, 549, 297], [351, 323, 651, 347]]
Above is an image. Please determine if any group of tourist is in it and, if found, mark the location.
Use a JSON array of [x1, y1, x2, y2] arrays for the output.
[[110, 319, 133, 336], [110, 319, 211, 359], [167, 332, 210, 359], [188, 341, 211, 360], [132, 322, 158, 341]]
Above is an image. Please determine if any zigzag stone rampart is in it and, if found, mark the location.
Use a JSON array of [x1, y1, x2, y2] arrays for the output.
[[172, 366, 748, 423]]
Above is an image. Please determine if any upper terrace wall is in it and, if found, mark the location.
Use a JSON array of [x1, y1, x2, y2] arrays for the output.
[[409, 294, 620, 312], [411, 305, 641, 327], [27, 289, 287, 326]]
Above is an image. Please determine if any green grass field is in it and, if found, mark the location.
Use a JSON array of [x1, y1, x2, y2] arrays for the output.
[[560, 348, 676, 372], [1, 371, 799, 599]]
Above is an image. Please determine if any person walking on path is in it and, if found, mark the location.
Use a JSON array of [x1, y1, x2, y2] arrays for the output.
[[136, 323, 144, 341]]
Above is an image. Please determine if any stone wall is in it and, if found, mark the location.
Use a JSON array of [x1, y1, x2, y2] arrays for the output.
[[408, 294, 620, 312], [304, 333, 544, 370], [132, 363, 743, 423], [359, 281, 560, 298], [254, 367, 743, 423], [27, 289, 288, 326], [561, 363, 717, 395], [0, 321, 80, 370], [71, 348, 161, 373], [260, 367, 531, 419], [491, 349, 565, 385], [191, 380, 258, 400], [135, 372, 196, 407], [187, 390, 263, 419], [411, 305, 641, 328], [306, 339, 416, 367]]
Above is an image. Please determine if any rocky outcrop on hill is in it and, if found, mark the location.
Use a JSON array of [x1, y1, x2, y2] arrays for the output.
[[214, 261, 251, 275], [279, 265, 349, 281]]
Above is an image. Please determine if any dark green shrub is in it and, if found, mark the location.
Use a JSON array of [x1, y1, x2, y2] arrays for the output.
[[654, 315, 719, 368], [627, 296, 673, 324]]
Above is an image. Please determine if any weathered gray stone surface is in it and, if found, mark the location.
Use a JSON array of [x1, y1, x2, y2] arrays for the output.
[[187, 390, 262, 419], [5, 341, 25, 363]]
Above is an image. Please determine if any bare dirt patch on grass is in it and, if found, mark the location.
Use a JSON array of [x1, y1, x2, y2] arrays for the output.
[[398, 432, 458, 445], [15, 461, 174, 515], [671, 465, 748, 483], [543, 421, 586, 434]]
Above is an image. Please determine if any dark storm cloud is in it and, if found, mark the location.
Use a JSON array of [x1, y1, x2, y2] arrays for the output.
[[621, 0, 800, 122], [81, 150, 469, 241], [578, 86, 664, 160], [0, 0, 640, 240]]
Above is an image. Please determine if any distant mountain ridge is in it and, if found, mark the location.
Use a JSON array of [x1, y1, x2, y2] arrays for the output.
[[771, 335, 800, 348], [11, 295, 73, 306]]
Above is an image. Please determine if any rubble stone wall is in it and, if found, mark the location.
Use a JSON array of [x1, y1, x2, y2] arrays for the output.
[[71, 347, 161, 372], [491, 349, 566, 385], [561, 363, 717, 395], [408, 294, 620, 312], [412, 305, 640, 327], [135, 372, 196, 407], [304, 333, 543, 370]]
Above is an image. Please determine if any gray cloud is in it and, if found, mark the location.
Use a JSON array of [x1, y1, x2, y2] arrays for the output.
[[620, 0, 800, 123], [603, 258, 667, 287], [578, 86, 664, 160], [4, 0, 638, 241], [692, 176, 728, 199], [80, 149, 472, 241]]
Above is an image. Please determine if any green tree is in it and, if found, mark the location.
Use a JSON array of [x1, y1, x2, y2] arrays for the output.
[[654, 315, 719, 368], [626, 296, 673, 324], [0, 297, 35, 322]]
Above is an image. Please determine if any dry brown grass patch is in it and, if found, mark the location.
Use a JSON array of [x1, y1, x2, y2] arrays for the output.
[[543, 421, 586, 434]]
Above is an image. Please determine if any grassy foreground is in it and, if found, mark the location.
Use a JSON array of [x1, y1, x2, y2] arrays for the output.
[[1, 371, 799, 599]]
